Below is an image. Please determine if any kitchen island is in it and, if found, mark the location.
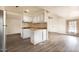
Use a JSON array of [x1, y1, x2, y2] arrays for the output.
[[21, 23, 48, 45], [30, 27, 48, 45]]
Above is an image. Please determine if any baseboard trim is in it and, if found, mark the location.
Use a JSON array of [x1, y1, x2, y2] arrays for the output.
[[48, 32, 79, 37], [6, 33, 20, 36], [49, 32, 67, 35]]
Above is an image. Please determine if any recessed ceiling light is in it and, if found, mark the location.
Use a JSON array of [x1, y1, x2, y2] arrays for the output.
[[26, 9, 30, 12], [24, 9, 30, 13]]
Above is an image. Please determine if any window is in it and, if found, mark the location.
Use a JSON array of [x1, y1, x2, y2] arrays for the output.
[[68, 20, 77, 34]]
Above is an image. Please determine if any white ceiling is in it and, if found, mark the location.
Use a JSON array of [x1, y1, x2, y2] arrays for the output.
[[1, 6, 79, 19], [40, 6, 79, 19], [3, 6, 43, 19], [5, 6, 43, 14]]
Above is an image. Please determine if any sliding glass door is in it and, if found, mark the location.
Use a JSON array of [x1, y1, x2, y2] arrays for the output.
[[67, 20, 77, 34]]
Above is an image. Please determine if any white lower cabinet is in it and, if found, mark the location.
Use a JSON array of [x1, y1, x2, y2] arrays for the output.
[[21, 29, 48, 45], [31, 29, 47, 45], [43, 30, 48, 41], [21, 29, 32, 39]]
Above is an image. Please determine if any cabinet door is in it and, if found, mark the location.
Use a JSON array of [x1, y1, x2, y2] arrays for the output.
[[22, 29, 31, 39], [34, 30, 43, 44], [32, 16, 38, 23], [32, 14, 44, 23], [43, 29, 47, 41], [40, 14, 44, 23], [23, 15, 32, 22]]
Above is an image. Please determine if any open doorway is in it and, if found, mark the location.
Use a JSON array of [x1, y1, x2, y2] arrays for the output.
[[6, 12, 23, 51]]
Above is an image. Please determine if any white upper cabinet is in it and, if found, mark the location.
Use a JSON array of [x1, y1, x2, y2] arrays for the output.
[[40, 14, 44, 22], [23, 10, 47, 23], [23, 15, 32, 22], [32, 16, 37, 23], [44, 10, 48, 22], [32, 13, 44, 23]]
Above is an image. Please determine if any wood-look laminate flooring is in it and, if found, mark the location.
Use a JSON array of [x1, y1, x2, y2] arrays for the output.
[[6, 32, 79, 52]]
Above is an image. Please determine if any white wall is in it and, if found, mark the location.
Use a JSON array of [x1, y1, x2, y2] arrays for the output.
[[6, 14, 22, 35], [46, 12, 66, 34]]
